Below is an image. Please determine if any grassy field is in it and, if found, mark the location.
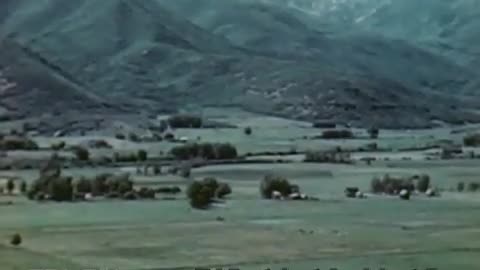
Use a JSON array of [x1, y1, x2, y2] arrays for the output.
[[1, 111, 480, 270]]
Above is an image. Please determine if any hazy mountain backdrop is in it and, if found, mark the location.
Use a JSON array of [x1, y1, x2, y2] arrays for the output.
[[0, 0, 479, 128]]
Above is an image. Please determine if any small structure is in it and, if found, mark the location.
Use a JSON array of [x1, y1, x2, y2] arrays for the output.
[[399, 189, 410, 200]]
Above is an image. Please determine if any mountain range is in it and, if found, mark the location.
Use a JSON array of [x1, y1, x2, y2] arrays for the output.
[[0, 0, 479, 129]]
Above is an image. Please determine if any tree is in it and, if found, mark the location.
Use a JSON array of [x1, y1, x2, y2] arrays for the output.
[[10, 233, 22, 246], [215, 183, 232, 199], [457, 182, 465, 192], [6, 179, 14, 194], [20, 181, 27, 194], [47, 177, 74, 202], [368, 127, 380, 139], [187, 181, 213, 209], [244, 126, 252, 135], [417, 174, 430, 193], [260, 174, 295, 199], [137, 150, 148, 162], [74, 146, 90, 161]]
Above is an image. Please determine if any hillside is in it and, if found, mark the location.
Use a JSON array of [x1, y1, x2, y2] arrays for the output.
[[0, 0, 479, 128]]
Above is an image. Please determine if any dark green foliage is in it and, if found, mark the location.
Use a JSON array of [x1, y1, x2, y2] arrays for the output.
[[180, 164, 191, 178], [153, 165, 161, 175], [457, 182, 465, 192], [345, 187, 359, 198], [73, 146, 90, 161], [115, 133, 126, 140], [417, 174, 430, 193], [186, 177, 231, 209], [10, 233, 22, 246], [468, 182, 480, 192], [137, 150, 148, 161], [370, 174, 417, 195], [156, 186, 181, 194], [47, 177, 73, 202], [304, 150, 351, 163], [244, 126, 252, 135], [368, 127, 379, 139], [321, 130, 354, 139], [170, 143, 238, 160], [122, 191, 138, 200], [6, 179, 14, 194], [138, 187, 155, 199], [91, 173, 112, 195], [74, 177, 92, 194], [113, 152, 138, 162], [0, 137, 39, 150], [20, 181, 27, 194], [260, 174, 297, 199], [89, 140, 112, 149], [463, 134, 480, 147], [168, 115, 202, 128], [215, 183, 232, 199], [312, 122, 336, 128], [128, 133, 140, 142], [106, 173, 133, 195], [51, 141, 66, 150]]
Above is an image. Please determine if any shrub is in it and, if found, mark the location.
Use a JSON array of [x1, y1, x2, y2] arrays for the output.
[[156, 186, 181, 194], [122, 191, 138, 200], [368, 127, 379, 139], [187, 182, 214, 209], [74, 146, 90, 161], [91, 173, 112, 196], [417, 174, 430, 193], [202, 177, 219, 193], [170, 143, 238, 160], [168, 115, 202, 128], [89, 140, 112, 149], [138, 187, 155, 199], [468, 182, 480, 192], [10, 233, 22, 246], [137, 150, 148, 162], [260, 174, 296, 199], [51, 141, 66, 150], [128, 133, 140, 142], [244, 126, 252, 135], [6, 179, 14, 194], [47, 177, 74, 202], [20, 181, 27, 194], [321, 130, 353, 139], [115, 133, 126, 140], [0, 137, 39, 150], [463, 134, 480, 147], [304, 150, 351, 164], [74, 177, 92, 194], [215, 183, 232, 199], [106, 173, 133, 195], [370, 174, 417, 195], [457, 182, 465, 192], [312, 122, 336, 129]]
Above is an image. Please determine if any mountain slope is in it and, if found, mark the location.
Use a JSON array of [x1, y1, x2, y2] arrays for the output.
[[0, 37, 113, 119], [0, 0, 479, 128]]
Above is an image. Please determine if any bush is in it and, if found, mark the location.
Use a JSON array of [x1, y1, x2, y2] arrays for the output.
[[187, 181, 213, 209], [20, 181, 27, 194], [321, 130, 353, 139], [463, 134, 480, 147], [244, 126, 252, 135], [368, 127, 379, 139], [6, 179, 14, 194], [170, 143, 238, 160], [215, 183, 232, 199], [168, 115, 202, 128], [47, 177, 74, 202], [312, 122, 336, 129], [138, 187, 155, 199], [370, 174, 416, 195], [457, 182, 465, 192], [74, 177, 92, 194], [137, 150, 148, 162], [51, 141, 66, 151], [128, 133, 140, 142], [0, 137, 39, 150], [10, 233, 22, 246], [115, 133, 126, 140], [468, 182, 480, 192], [74, 146, 90, 161], [106, 173, 133, 195], [417, 174, 430, 193], [156, 186, 181, 194], [91, 173, 112, 196], [260, 174, 296, 199]]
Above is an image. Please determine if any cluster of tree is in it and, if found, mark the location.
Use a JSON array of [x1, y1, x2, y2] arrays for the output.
[[321, 130, 354, 139], [457, 182, 480, 192], [371, 174, 431, 195], [304, 150, 351, 164], [259, 174, 300, 199], [463, 134, 480, 147], [0, 136, 39, 150], [1, 179, 27, 194], [186, 177, 232, 209], [168, 115, 203, 128], [170, 143, 238, 160], [113, 150, 148, 163]]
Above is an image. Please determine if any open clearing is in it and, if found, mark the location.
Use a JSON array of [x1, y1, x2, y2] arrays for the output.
[[1, 110, 480, 270]]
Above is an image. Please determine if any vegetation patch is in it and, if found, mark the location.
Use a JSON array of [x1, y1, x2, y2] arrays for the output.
[[186, 177, 232, 209]]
